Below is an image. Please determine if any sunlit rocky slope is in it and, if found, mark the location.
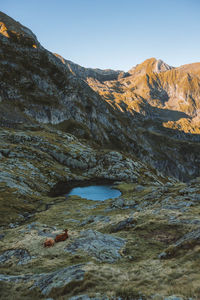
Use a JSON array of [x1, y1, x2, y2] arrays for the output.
[[1, 11, 200, 300], [85, 57, 200, 133]]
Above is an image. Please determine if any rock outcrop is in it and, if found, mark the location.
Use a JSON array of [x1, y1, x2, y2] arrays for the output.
[[65, 229, 125, 262]]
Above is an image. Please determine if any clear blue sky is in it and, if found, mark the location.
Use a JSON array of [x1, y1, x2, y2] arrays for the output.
[[1, 0, 200, 70]]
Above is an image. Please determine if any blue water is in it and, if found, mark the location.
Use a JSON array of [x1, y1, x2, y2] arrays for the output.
[[67, 185, 121, 201]]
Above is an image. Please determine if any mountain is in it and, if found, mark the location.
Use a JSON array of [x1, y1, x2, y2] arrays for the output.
[[86, 57, 200, 133], [0, 12, 121, 142], [1, 11, 200, 299], [129, 57, 173, 74], [1, 11, 200, 181]]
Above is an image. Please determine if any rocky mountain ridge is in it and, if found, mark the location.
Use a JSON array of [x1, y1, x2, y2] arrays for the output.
[[54, 53, 129, 82]]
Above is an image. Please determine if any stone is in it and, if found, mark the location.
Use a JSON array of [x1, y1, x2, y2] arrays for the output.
[[134, 185, 145, 192], [110, 198, 125, 209], [65, 230, 125, 263], [0, 249, 32, 265], [175, 227, 200, 248], [158, 252, 167, 259], [110, 217, 135, 232], [0, 234, 5, 240], [159, 228, 200, 259], [30, 264, 86, 295], [68, 296, 91, 300], [109, 198, 136, 211], [0, 264, 86, 296]]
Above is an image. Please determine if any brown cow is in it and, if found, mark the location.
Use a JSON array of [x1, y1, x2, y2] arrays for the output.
[[44, 238, 55, 248], [55, 229, 69, 243]]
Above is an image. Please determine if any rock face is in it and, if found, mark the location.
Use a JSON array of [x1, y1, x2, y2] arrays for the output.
[[0, 12, 130, 145], [0, 264, 86, 296], [31, 264, 86, 295], [65, 229, 125, 263], [0, 249, 32, 265], [159, 227, 200, 259]]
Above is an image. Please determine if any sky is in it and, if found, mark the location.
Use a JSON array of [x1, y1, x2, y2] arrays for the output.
[[1, 0, 200, 71]]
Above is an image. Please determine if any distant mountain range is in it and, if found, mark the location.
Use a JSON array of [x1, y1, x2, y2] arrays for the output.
[[56, 54, 200, 134]]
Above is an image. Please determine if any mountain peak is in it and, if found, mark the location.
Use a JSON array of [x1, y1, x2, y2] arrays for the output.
[[129, 57, 173, 75], [155, 58, 173, 73]]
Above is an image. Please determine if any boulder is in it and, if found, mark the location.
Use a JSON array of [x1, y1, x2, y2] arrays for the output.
[[0, 248, 32, 265], [0, 264, 86, 296], [65, 230, 125, 263], [110, 217, 135, 233]]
